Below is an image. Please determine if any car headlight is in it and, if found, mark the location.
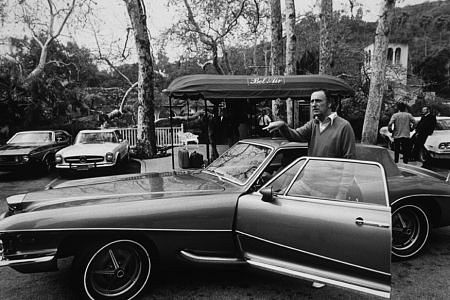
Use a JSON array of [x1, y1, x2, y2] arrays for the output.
[[438, 143, 450, 150], [15, 155, 29, 162], [106, 152, 114, 162], [55, 155, 62, 164]]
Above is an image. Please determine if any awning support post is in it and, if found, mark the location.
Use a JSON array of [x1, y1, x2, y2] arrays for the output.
[[169, 95, 175, 170], [204, 97, 210, 163]]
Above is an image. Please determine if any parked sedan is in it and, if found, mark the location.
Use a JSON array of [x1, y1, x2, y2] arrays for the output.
[[0, 139, 449, 299], [55, 129, 129, 174], [420, 116, 450, 161], [0, 130, 71, 173], [379, 116, 450, 161]]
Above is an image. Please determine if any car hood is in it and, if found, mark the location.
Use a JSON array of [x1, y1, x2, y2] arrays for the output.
[[9, 171, 237, 213], [0, 144, 41, 155], [58, 143, 119, 156], [426, 130, 450, 146]]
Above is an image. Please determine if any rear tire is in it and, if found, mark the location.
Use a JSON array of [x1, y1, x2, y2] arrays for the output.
[[73, 239, 152, 300], [392, 204, 430, 260]]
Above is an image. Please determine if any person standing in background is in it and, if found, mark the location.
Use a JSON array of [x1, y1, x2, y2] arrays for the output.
[[411, 106, 436, 161], [388, 102, 416, 164], [257, 109, 272, 137]]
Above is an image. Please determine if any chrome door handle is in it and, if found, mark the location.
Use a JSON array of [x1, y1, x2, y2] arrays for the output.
[[355, 217, 390, 228]]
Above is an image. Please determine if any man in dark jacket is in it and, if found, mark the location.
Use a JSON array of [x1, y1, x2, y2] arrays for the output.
[[411, 106, 437, 161]]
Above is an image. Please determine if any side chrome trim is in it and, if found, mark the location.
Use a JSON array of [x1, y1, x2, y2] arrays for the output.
[[0, 228, 232, 233], [0, 255, 55, 268], [247, 259, 390, 299], [180, 250, 245, 265], [236, 230, 390, 276]]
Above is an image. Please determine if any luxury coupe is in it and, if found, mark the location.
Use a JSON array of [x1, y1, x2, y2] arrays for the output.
[[0, 130, 71, 173], [0, 138, 449, 299]]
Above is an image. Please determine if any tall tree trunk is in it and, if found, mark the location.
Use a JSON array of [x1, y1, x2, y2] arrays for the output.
[[319, 0, 332, 75], [361, 0, 396, 145], [285, 0, 296, 127], [269, 0, 283, 76], [270, 0, 283, 121], [253, 37, 258, 75], [124, 0, 157, 156]]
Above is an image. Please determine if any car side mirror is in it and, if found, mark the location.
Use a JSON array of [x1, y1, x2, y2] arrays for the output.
[[260, 187, 274, 202]]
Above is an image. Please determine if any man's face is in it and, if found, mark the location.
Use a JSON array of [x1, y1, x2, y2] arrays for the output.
[[422, 107, 429, 115], [310, 91, 330, 120]]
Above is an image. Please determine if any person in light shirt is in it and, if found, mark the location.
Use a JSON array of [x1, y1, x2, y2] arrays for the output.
[[388, 101, 416, 164], [264, 90, 356, 159]]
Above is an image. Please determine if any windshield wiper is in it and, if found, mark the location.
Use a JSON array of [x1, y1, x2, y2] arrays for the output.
[[204, 168, 225, 181]]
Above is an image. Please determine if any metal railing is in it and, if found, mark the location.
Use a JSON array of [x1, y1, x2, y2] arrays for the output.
[[116, 125, 184, 147]]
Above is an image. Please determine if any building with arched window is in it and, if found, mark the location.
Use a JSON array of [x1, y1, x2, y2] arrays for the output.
[[363, 43, 408, 86]]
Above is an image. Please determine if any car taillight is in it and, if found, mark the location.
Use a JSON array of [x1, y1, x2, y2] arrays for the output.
[[106, 152, 114, 162]]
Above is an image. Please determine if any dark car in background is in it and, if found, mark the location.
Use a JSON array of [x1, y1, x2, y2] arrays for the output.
[[0, 130, 71, 173]]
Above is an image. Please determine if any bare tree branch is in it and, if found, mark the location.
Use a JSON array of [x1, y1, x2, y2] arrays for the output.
[[91, 25, 134, 86]]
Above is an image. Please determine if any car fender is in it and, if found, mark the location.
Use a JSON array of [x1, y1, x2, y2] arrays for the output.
[[390, 194, 449, 227]]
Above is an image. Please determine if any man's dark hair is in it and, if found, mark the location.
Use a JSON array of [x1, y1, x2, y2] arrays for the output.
[[397, 102, 407, 112]]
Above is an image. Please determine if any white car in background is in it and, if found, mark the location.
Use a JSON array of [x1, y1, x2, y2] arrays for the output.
[[379, 116, 450, 161], [55, 129, 129, 175]]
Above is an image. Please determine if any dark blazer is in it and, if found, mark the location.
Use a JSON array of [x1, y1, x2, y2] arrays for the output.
[[416, 114, 436, 136]]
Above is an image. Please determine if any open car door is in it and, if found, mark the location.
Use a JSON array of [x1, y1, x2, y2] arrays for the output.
[[236, 157, 391, 298]]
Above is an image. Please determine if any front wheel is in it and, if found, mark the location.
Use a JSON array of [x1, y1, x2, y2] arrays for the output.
[[419, 148, 431, 163], [392, 205, 430, 260], [42, 155, 54, 174], [73, 239, 152, 300]]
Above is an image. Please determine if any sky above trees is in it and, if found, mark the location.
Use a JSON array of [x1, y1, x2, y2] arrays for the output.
[[1, 0, 440, 63]]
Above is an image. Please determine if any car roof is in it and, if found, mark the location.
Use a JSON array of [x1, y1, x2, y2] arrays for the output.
[[78, 129, 117, 133], [15, 130, 55, 133], [240, 137, 308, 148]]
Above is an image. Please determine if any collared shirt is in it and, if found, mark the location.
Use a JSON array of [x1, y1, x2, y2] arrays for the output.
[[318, 112, 337, 133]]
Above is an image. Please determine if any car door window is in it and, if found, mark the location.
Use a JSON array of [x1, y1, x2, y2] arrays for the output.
[[287, 159, 387, 206], [254, 148, 307, 188], [265, 158, 306, 195]]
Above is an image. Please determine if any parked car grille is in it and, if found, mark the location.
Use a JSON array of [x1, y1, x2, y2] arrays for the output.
[[0, 156, 16, 163], [64, 156, 104, 163]]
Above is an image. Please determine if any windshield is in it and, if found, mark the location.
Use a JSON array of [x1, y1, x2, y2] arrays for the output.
[[8, 132, 52, 144], [437, 119, 450, 130], [205, 142, 272, 184], [76, 132, 117, 144]]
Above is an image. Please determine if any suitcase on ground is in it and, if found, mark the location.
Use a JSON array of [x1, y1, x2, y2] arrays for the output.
[[189, 151, 204, 168], [178, 148, 190, 169]]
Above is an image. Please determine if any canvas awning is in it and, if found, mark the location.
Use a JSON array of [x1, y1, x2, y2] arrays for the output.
[[163, 74, 354, 101]]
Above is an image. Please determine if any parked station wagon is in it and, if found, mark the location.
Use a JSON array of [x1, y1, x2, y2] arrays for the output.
[[1, 138, 449, 299]]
